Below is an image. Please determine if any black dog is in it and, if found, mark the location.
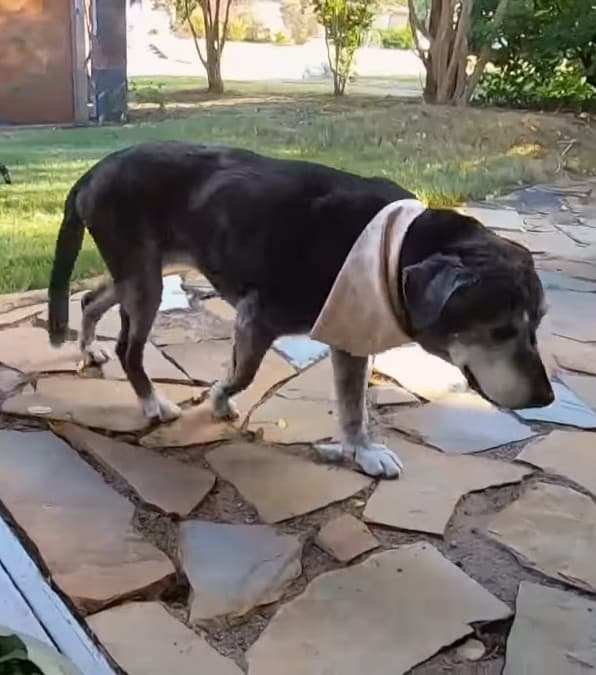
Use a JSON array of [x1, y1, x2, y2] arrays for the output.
[[0, 163, 11, 185], [48, 142, 553, 477]]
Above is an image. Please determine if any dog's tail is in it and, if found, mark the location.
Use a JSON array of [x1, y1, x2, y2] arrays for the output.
[[48, 181, 85, 346]]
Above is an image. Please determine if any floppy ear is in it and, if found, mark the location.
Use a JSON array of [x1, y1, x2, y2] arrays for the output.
[[402, 254, 477, 332]]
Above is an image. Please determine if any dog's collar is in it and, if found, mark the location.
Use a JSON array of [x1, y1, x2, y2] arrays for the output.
[[311, 198, 427, 356]]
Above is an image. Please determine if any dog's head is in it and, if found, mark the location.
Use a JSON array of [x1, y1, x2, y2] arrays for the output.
[[401, 210, 554, 410], [0, 164, 11, 185]]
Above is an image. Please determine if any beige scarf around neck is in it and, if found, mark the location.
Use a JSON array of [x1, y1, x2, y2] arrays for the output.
[[310, 198, 427, 357]]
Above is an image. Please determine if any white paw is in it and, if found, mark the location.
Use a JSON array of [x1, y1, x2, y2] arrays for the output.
[[314, 442, 345, 462], [140, 393, 181, 422], [355, 443, 403, 478], [209, 383, 238, 420], [81, 342, 112, 366]]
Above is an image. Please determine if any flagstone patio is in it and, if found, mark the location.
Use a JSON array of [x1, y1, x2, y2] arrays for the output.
[[1, 179, 596, 674]]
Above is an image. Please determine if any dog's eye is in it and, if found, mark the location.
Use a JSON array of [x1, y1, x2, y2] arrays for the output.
[[491, 325, 516, 341]]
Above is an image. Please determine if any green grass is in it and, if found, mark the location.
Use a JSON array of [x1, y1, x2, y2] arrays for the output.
[[1, 75, 595, 293]]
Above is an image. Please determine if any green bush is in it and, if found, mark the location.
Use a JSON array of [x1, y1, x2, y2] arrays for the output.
[[189, 8, 205, 38], [244, 19, 272, 43], [226, 15, 248, 41], [476, 60, 595, 110], [379, 26, 414, 50], [274, 31, 291, 45]]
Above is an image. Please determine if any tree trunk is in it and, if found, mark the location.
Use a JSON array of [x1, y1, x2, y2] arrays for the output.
[[206, 57, 224, 93]]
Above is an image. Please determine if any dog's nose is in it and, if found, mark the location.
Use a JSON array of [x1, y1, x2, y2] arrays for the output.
[[525, 385, 555, 409]]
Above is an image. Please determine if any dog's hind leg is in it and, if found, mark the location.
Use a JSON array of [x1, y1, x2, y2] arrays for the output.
[[79, 282, 117, 365], [117, 275, 181, 422], [209, 294, 274, 419], [316, 348, 403, 479]]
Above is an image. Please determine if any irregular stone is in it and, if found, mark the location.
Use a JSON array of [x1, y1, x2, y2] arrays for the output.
[[515, 380, 596, 429], [0, 366, 26, 398], [2, 376, 199, 433], [206, 443, 370, 523], [247, 544, 511, 675], [151, 311, 232, 346], [501, 186, 564, 214], [458, 205, 525, 231], [538, 269, 596, 293], [560, 372, 596, 410], [102, 341, 190, 382], [545, 289, 596, 342], [159, 275, 189, 311], [0, 302, 45, 327], [516, 430, 596, 495], [385, 392, 535, 453], [181, 269, 216, 298], [503, 582, 596, 675], [88, 602, 242, 675], [535, 256, 596, 282], [315, 514, 379, 562], [0, 430, 174, 613], [40, 301, 122, 339], [140, 400, 239, 448], [248, 359, 337, 444], [203, 297, 236, 322], [369, 384, 418, 406], [0, 327, 80, 373], [162, 340, 232, 383], [55, 423, 215, 515], [374, 344, 467, 400], [456, 639, 486, 662], [273, 336, 329, 370], [487, 482, 596, 593], [179, 521, 303, 622], [542, 334, 596, 376], [364, 438, 531, 534]]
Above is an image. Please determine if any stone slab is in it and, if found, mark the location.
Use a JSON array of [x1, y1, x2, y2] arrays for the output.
[[88, 602, 242, 675], [560, 372, 596, 411], [503, 582, 596, 675], [247, 543, 511, 675], [101, 341, 190, 382], [545, 289, 596, 342], [206, 443, 371, 523], [248, 359, 336, 444], [54, 423, 215, 515], [516, 430, 596, 495], [0, 430, 174, 613], [515, 380, 596, 429], [364, 438, 531, 535], [40, 301, 122, 339], [369, 384, 418, 406], [162, 340, 233, 384], [538, 269, 596, 293], [385, 392, 535, 453], [140, 400, 239, 448], [2, 377, 199, 433], [0, 327, 80, 373], [315, 514, 379, 562], [535, 257, 596, 282], [203, 297, 236, 322], [374, 344, 467, 400], [179, 521, 303, 622], [488, 482, 596, 593], [150, 311, 232, 346], [543, 334, 596, 376], [0, 302, 45, 327], [458, 206, 525, 232], [272, 336, 329, 370]]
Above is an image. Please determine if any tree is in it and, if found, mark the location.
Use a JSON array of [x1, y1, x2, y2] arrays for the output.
[[281, 0, 319, 44], [408, 0, 510, 105], [312, 0, 377, 96], [183, 0, 234, 93]]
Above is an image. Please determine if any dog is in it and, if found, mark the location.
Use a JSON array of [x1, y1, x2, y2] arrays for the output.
[[0, 163, 11, 185], [47, 141, 554, 478]]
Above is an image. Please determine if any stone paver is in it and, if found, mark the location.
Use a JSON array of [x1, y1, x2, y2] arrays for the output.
[[0, 302, 45, 327], [364, 438, 531, 535], [543, 334, 596, 376], [369, 384, 418, 406], [206, 443, 370, 523], [179, 521, 303, 622], [373, 344, 467, 400], [102, 341, 190, 382], [248, 359, 337, 444], [88, 602, 243, 675], [458, 205, 525, 231], [150, 310, 232, 345], [247, 543, 510, 675], [272, 335, 329, 370], [315, 514, 379, 562], [488, 482, 596, 593], [2, 377, 199, 433], [385, 392, 535, 453], [162, 339, 234, 383], [0, 326, 80, 373], [517, 430, 596, 495], [203, 297, 237, 322], [55, 422, 215, 515], [0, 430, 174, 613], [545, 289, 596, 342], [560, 372, 596, 411], [504, 582, 596, 675], [537, 269, 596, 293], [40, 300, 122, 339], [515, 380, 596, 429]]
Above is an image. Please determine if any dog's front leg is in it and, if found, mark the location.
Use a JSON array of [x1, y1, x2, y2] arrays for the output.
[[316, 348, 403, 478]]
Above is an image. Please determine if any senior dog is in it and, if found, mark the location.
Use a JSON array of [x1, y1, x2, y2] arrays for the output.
[[47, 142, 553, 478]]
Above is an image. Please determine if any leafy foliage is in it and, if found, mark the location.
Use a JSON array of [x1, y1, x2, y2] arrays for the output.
[[312, 0, 377, 95], [280, 0, 319, 44], [378, 26, 414, 49]]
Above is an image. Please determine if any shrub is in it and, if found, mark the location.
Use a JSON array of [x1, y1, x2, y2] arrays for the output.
[[280, 0, 319, 45], [379, 26, 414, 50], [189, 8, 206, 38], [226, 14, 248, 41], [274, 31, 291, 45], [244, 19, 272, 42]]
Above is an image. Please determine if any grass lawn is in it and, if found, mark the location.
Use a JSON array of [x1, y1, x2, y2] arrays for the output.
[[0, 75, 595, 293]]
